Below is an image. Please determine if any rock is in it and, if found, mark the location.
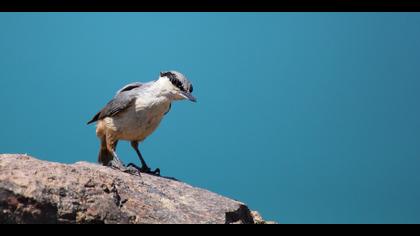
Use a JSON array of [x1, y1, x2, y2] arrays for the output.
[[0, 154, 273, 224]]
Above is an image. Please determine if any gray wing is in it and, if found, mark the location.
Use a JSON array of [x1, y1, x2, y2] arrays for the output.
[[87, 81, 153, 125], [115, 82, 143, 96], [99, 93, 137, 119], [87, 91, 137, 125]]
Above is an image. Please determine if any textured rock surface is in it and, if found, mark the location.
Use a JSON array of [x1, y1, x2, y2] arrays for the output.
[[0, 154, 272, 224]]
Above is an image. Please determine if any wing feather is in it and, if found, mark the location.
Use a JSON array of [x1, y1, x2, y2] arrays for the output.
[[116, 82, 143, 95], [87, 82, 150, 125]]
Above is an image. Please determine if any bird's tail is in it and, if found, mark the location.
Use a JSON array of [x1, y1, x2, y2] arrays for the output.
[[98, 138, 113, 166], [87, 111, 101, 125], [98, 148, 113, 166]]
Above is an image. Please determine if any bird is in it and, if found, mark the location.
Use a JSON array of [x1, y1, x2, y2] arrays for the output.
[[87, 71, 196, 176]]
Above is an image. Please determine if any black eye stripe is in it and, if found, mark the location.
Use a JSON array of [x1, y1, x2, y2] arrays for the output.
[[169, 77, 186, 92], [161, 71, 191, 93], [161, 71, 176, 80]]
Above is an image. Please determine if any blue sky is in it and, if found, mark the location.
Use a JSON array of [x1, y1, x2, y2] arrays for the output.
[[1, 13, 420, 223]]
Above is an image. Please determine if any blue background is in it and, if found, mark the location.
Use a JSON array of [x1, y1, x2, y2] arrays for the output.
[[1, 13, 420, 224]]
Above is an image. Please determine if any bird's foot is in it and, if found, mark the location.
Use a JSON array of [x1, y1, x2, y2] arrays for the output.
[[108, 159, 125, 171], [122, 166, 142, 177], [108, 160, 141, 177], [127, 163, 160, 176]]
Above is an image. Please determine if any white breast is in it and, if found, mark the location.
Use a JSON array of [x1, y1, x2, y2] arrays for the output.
[[104, 95, 171, 142]]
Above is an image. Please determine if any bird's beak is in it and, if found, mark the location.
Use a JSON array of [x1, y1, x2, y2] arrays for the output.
[[179, 91, 197, 102]]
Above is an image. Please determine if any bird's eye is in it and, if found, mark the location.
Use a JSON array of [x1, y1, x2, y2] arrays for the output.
[[189, 85, 193, 93], [169, 77, 186, 92]]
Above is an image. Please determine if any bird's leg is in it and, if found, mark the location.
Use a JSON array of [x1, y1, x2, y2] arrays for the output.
[[105, 138, 124, 170], [108, 150, 141, 176], [128, 141, 160, 176], [106, 138, 140, 176], [109, 150, 125, 170]]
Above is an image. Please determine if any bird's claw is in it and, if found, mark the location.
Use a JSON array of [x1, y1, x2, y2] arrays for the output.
[[108, 160, 141, 177], [108, 159, 126, 171], [123, 166, 142, 176], [150, 168, 160, 176], [127, 163, 161, 176]]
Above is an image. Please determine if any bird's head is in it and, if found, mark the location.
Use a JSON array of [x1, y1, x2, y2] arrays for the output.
[[158, 71, 196, 102]]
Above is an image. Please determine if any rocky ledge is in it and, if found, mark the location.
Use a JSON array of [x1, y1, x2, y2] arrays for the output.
[[0, 154, 273, 224]]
